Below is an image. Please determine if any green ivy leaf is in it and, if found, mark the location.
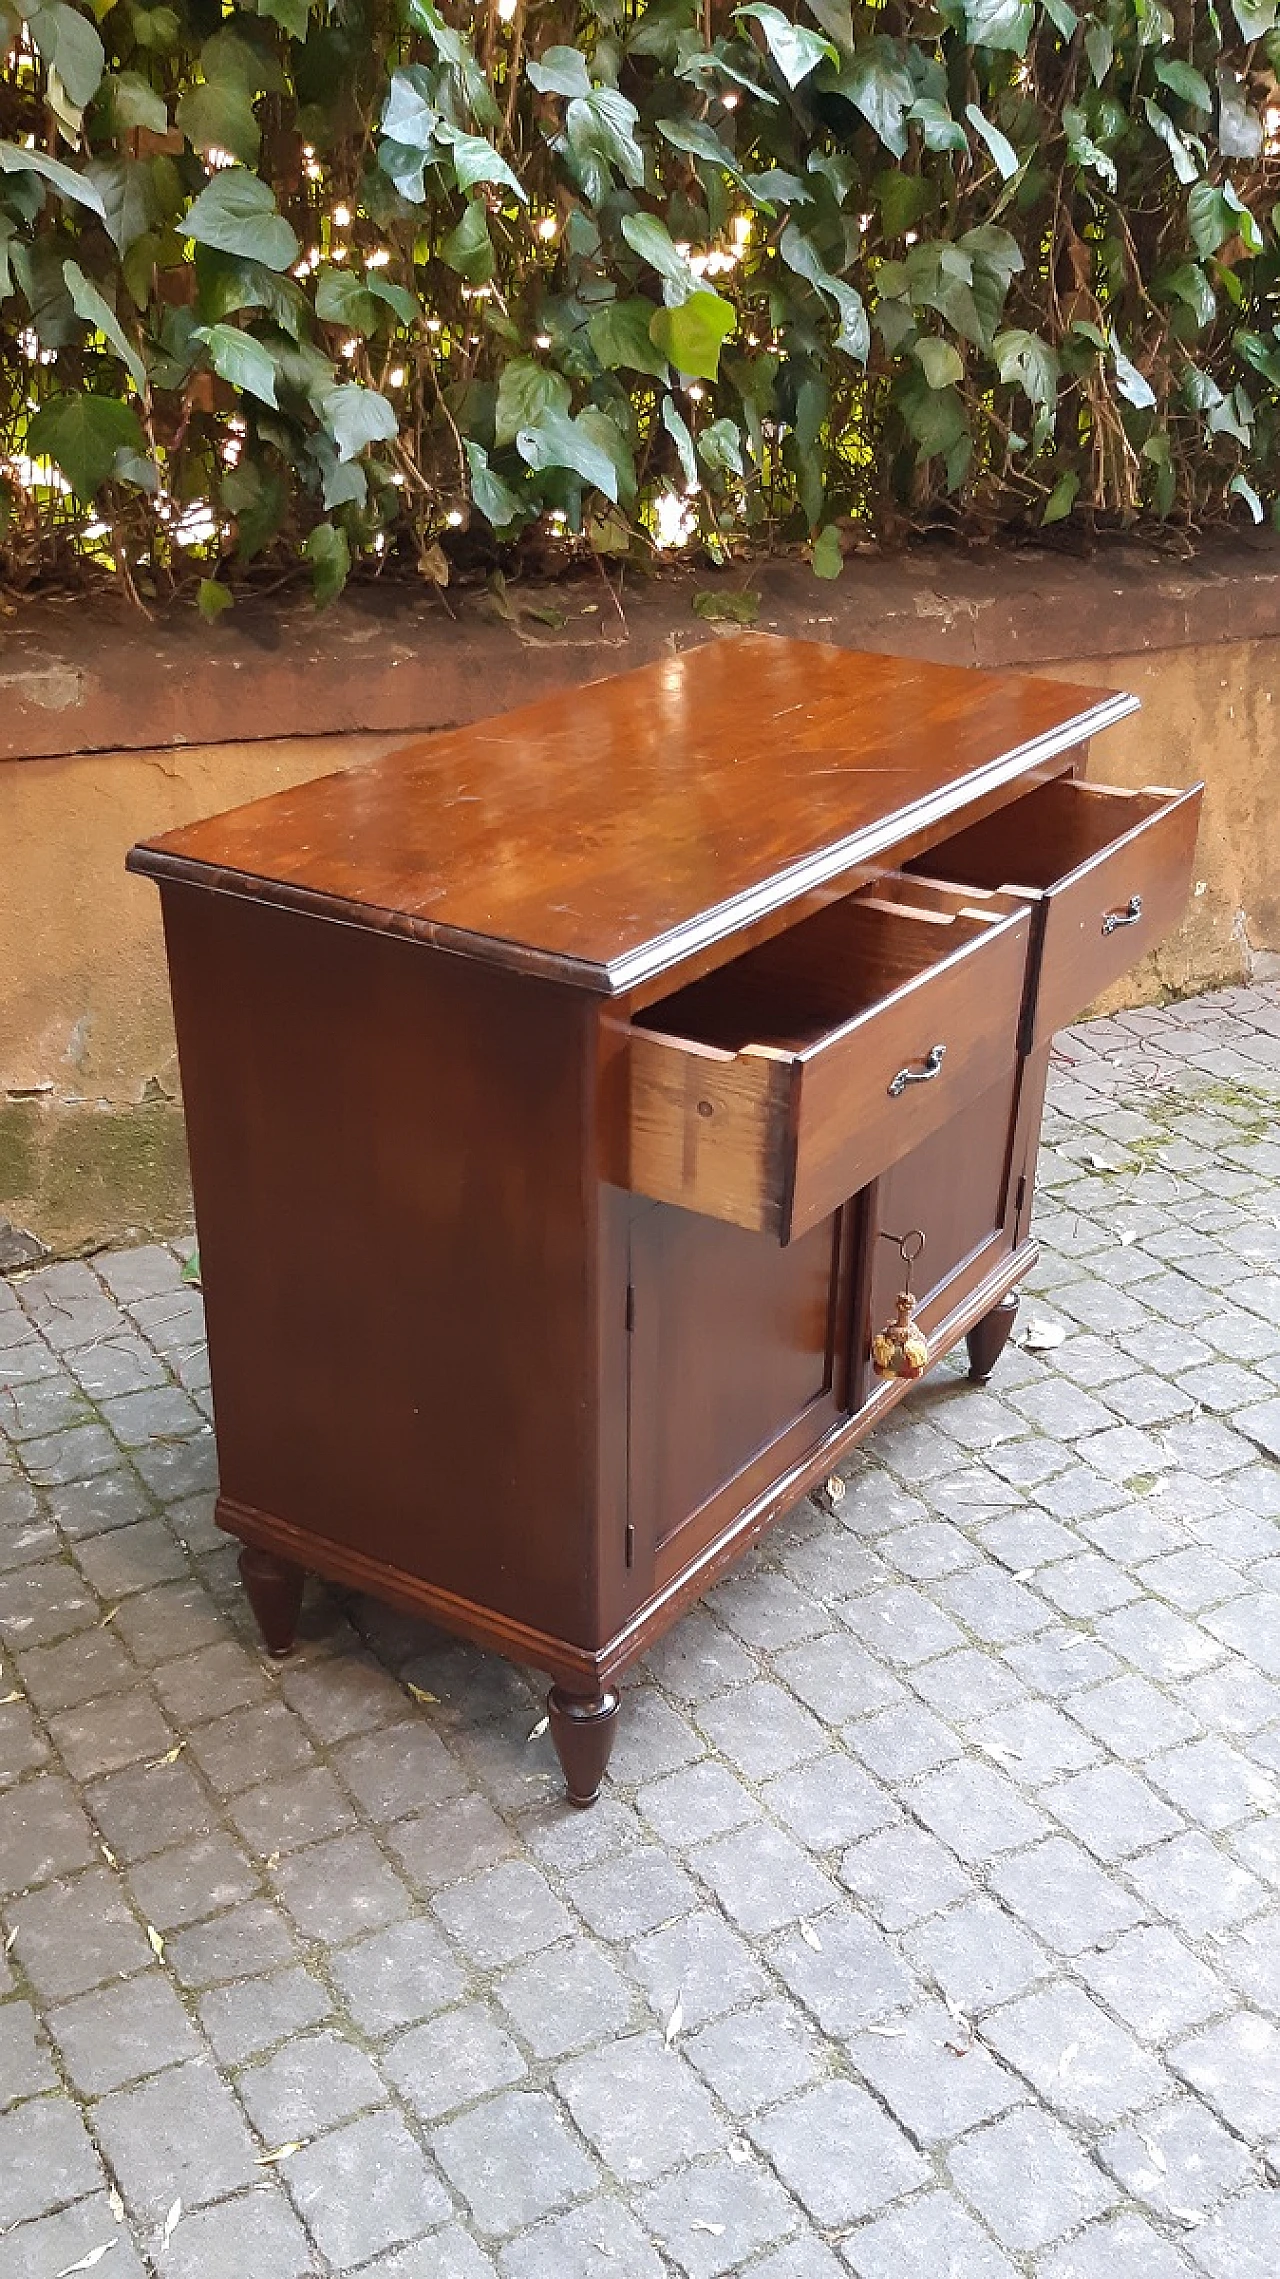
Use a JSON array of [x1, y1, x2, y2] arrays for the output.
[[176, 78, 262, 168], [1041, 469, 1079, 523], [649, 289, 736, 380], [304, 519, 350, 604], [963, 0, 1033, 52], [1229, 470, 1264, 520], [382, 68, 440, 153], [964, 103, 1020, 180], [26, 1, 104, 110], [1155, 58, 1211, 112], [438, 125, 527, 203], [0, 140, 106, 217], [566, 88, 646, 196], [367, 275, 419, 326], [811, 523, 843, 577], [620, 211, 698, 304], [494, 357, 571, 446], [1113, 340, 1156, 411], [321, 381, 398, 461], [197, 576, 233, 620], [197, 320, 278, 405], [257, 0, 310, 38], [733, 3, 837, 86], [588, 296, 670, 378], [185, 168, 299, 270], [515, 405, 620, 500], [697, 417, 744, 475], [993, 325, 1060, 407], [1040, 0, 1077, 35], [915, 336, 964, 388], [909, 99, 969, 155], [465, 437, 523, 527], [662, 394, 698, 485], [63, 258, 146, 391], [526, 44, 592, 97], [223, 457, 287, 560], [25, 390, 145, 497], [779, 223, 869, 361], [316, 266, 378, 335], [102, 71, 168, 134], [836, 46, 916, 158], [440, 198, 494, 281]]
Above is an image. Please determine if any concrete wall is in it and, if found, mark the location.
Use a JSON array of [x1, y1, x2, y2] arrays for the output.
[[3, 544, 1277, 1255]]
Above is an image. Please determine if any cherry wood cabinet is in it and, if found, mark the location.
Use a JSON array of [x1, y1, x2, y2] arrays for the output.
[[128, 637, 1201, 1805]]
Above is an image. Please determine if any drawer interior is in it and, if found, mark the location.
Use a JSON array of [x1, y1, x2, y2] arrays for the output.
[[906, 777, 1171, 897], [635, 885, 1009, 1057]]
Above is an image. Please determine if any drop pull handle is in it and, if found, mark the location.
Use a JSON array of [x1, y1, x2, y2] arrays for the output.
[[887, 1043, 946, 1098], [1102, 893, 1143, 936]]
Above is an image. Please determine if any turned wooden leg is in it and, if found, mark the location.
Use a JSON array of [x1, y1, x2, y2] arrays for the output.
[[238, 1545, 305, 1656], [546, 1685, 620, 1808], [967, 1292, 1020, 1383]]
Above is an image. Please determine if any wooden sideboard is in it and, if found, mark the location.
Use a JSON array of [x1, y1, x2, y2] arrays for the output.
[[128, 637, 1201, 1805]]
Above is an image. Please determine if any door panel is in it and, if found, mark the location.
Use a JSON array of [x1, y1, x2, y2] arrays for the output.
[[629, 1200, 851, 1588]]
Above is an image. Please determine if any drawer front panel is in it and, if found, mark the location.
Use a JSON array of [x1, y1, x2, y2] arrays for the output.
[[1030, 785, 1202, 1046], [787, 911, 1029, 1239]]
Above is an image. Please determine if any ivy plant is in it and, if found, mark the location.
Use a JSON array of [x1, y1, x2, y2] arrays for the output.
[[2, 0, 1279, 603]]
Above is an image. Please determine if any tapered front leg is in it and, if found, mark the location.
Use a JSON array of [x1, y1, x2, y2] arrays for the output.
[[547, 1685, 620, 1808], [239, 1545, 306, 1656], [966, 1292, 1020, 1383]]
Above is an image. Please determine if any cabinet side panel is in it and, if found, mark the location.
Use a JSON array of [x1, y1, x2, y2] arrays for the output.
[[160, 885, 600, 1646]]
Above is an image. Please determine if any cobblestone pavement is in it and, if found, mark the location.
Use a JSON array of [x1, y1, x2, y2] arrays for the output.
[[3, 981, 1280, 2279]]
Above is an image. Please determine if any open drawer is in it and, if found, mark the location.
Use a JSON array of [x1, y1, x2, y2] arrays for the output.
[[907, 777, 1202, 1050], [627, 882, 1031, 1242]]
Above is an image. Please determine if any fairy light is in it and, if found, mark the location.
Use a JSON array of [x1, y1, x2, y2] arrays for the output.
[[331, 244, 349, 262], [721, 91, 739, 108], [388, 366, 406, 386], [732, 214, 751, 247], [332, 203, 352, 228], [537, 215, 558, 241], [427, 317, 442, 332], [206, 146, 237, 170], [304, 157, 322, 181], [497, 0, 517, 18], [446, 508, 465, 525], [341, 336, 360, 358], [654, 490, 695, 548], [366, 248, 391, 268], [534, 332, 552, 349], [686, 382, 705, 401]]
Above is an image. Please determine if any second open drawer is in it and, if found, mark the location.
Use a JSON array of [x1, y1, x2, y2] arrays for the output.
[[907, 775, 1203, 1049], [628, 883, 1032, 1241]]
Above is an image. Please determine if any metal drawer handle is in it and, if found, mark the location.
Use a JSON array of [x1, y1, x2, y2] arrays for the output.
[[1102, 893, 1143, 936], [888, 1043, 946, 1098]]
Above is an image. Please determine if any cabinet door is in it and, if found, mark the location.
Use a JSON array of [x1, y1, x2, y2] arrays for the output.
[[628, 1199, 856, 1591], [859, 1051, 1048, 1405]]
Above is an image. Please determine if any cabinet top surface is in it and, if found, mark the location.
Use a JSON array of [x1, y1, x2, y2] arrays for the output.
[[129, 634, 1135, 993]]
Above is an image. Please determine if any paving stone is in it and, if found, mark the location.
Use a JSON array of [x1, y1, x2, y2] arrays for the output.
[[1217, 1911, 1280, 2007], [0, 1560, 100, 1648], [1079, 1925, 1228, 2043], [71, 1518, 190, 1600], [909, 1757, 1050, 1864], [0, 2000, 56, 2108], [749, 2078, 927, 2226], [270, 1829, 412, 1944], [850, 1999, 1025, 2143], [1003, 1627, 1123, 1698], [48, 1971, 201, 2095], [637, 2152, 797, 2276], [1095, 1601, 1224, 1682], [0, 2193, 149, 2279], [7, 1867, 153, 1998], [50, 1686, 175, 1782], [1188, 2188, 1280, 2279], [1099, 2096, 1255, 2224], [389, 1792, 515, 1893], [1067, 1674, 1201, 1761], [21, 1424, 122, 1488], [1147, 1735, 1278, 1830], [433, 2087, 599, 2234], [287, 2109, 453, 2263], [1172, 2010, 1280, 2141], [125, 1831, 258, 1931], [434, 1859, 571, 1968], [968, 1699, 1099, 1784], [691, 1820, 837, 1935], [772, 1906, 916, 2034], [495, 1936, 636, 2060], [46, 1467, 156, 1539], [160, 2187, 319, 2279], [199, 1964, 331, 2064], [186, 1699, 317, 1794], [905, 1895, 1049, 2015], [86, 1757, 213, 1862], [1037, 2212, 1197, 2279], [841, 1584, 965, 1667], [375, 2226, 499, 2278], [761, 1751, 898, 1851], [1036, 1552, 1142, 1618], [684, 1996, 825, 2117], [95, 2055, 261, 2221], [1044, 1761, 1185, 1860], [983, 1982, 1168, 2125], [695, 1680, 827, 1781], [276, 1651, 409, 1743], [839, 1821, 973, 1930], [0, 2095, 103, 2228], [635, 1759, 760, 1849], [384, 2001, 526, 2122], [240, 2025, 388, 2140], [330, 1915, 467, 2038], [567, 1844, 697, 1940], [1127, 1832, 1267, 1938], [1179, 1659, 1280, 1737], [847, 1699, 962, 1780], [912, 1648, 1029, 1720], [168, 1897, 298, 1988], [640, 1609, 756, 1702], [148, 1637, 271, 1723], [947, 2105, 1118, 2251], [843, 2189, 1020, 2278], [497, 2196, 663, 2279], [518, 1793, 640, 1875], [110, 1578, 227, 1666], [629, 1909, 769, 2032], [229, 1766, 357, 1857], [772, 1630, 910, 1723], [986, 1836, 1143, 1955]]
